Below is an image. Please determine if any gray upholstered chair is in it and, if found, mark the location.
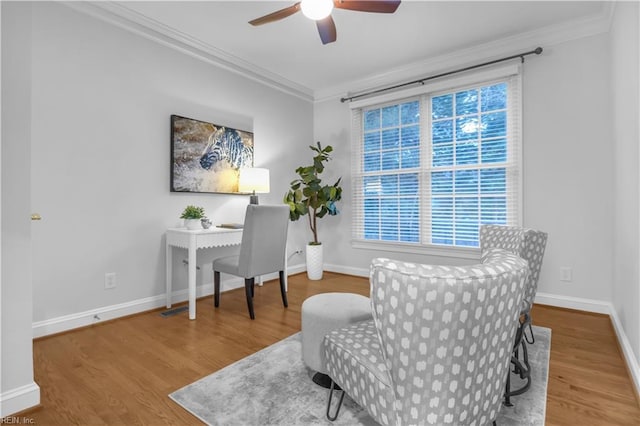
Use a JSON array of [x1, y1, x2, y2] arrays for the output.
[[479, 224, 548, 404], [323, 251, 529, 425], [212, 204, 289, 320]]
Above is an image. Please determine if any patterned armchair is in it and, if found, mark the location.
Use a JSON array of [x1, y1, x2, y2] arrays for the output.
[[479, 225, 547, 404], [323, 251, 529, 425], [479, 225, 547, 314]]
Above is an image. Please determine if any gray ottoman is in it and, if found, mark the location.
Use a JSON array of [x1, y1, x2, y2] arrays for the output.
[[301, 292, 372, 387]]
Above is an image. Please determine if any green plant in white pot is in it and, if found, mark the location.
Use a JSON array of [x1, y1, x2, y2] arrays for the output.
[[284, 142, 342, 280], [180, 205, 205, 230]]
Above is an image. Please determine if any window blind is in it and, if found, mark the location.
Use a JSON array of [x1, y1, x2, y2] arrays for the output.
[[351, 68, 522, 252]]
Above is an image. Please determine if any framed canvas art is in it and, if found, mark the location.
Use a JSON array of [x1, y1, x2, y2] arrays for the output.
[[170, 115, 254, 193]]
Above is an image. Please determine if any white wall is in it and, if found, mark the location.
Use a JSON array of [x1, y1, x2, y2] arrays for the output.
[[611, 1, 640, 369], [0, 2, 40, 416], [524, 34, 613, 303], [314, 32, 615, 304], [26, 2, 312, 324]]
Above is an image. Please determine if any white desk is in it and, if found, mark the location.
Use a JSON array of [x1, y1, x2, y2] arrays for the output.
[[166, 227, 243, 320]]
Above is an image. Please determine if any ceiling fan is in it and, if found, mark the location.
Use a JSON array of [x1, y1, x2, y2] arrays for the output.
[[249, 0, 401, 45]]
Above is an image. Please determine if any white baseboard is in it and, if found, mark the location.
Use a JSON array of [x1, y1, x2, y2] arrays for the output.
[[283, 263, 307, 277], [534, 291, 612, 314], [32, 264, 306, 338], [608, 305, 640, 398], [32, 294, 159, 338], [535, 291, 640, 399], [32, 283, 225, 338], [0, 382, 40, 417], [325, 263, 368, 278]]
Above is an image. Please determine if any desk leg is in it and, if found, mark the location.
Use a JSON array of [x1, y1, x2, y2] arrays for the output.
[[166, 242, 172, 309], [284, 246, 288, 292], [188, 235, 197, 320]]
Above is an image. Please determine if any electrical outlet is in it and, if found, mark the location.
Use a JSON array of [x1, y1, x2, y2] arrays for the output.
[[560, 267, 572, 282], [104, 272, 117, 289], [287, 248, 304, 260]]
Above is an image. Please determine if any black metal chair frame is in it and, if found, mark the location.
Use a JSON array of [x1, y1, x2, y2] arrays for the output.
[[325, 380, 345, 421], [504, 310, 535, 406]]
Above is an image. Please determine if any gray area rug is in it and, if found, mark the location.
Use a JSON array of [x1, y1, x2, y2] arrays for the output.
[[170, 326, 551, 425]]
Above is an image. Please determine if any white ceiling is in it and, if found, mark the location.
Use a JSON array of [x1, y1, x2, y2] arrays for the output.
[[103, 1, 608, 98]]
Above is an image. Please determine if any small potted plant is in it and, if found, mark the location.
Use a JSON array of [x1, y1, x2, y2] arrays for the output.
[[180, 205, 205, 230]]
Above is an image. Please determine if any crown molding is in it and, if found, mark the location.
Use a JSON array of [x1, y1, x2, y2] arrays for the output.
[[314, 1, 615, 103], [62, 1, 314, 103], [61, 1, 613, 105]]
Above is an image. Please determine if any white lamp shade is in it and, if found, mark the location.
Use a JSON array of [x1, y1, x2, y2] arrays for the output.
[[239, 168, 270, 194]]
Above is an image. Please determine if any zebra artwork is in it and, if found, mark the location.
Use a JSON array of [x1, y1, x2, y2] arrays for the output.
[[199, 127, 253, 171], [171, 115, 254, 193]]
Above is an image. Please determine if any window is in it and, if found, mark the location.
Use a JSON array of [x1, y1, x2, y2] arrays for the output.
[[352, 70, 521, 254]]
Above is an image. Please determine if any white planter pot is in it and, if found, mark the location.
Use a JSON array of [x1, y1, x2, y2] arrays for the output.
[[306, 244, 323, 280], [185, 219, 202, 230]]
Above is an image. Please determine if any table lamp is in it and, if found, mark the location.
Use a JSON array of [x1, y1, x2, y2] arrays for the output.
[[239, 167, 270, 204]]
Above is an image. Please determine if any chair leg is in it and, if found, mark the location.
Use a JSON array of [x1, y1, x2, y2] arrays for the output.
[[504, 312, 532, 405], [279, 271, 288, 308], [244, 278, 255, 320], [525, 321, 536, 344], [214, 271, 220, 308], [326, 379, 345, 421], [504, 362, 513, 407]]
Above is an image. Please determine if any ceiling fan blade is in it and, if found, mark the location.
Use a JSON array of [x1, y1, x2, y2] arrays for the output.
[[316, 15, 337, 45], [249, 2, 301, 26], [333, 0, 401, 13]]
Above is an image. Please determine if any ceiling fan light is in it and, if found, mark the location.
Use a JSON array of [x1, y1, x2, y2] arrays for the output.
[[300, 0, 334, 20]]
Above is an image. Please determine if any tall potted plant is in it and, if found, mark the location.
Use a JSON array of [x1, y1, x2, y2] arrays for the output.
[[284, 142, 342, 280]]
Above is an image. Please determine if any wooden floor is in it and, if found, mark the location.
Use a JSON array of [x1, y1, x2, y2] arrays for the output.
[[28, 272, 640, 425]]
